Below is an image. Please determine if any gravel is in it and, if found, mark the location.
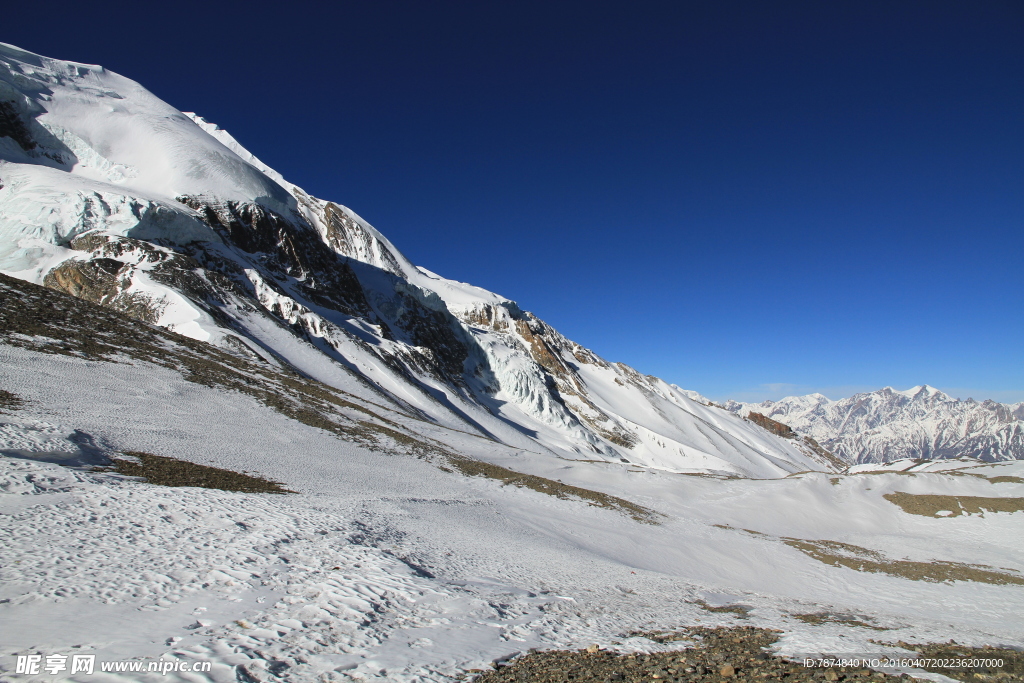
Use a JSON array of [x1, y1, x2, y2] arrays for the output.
[[471, 626, 1023, 682]]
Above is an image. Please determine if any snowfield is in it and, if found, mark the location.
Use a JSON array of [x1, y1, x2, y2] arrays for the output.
[[2, 335, 1023, 681]]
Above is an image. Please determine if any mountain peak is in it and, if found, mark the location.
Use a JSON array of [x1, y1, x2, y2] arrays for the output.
[[0, 42, 833, 479], [723, 385, 1023, 463]]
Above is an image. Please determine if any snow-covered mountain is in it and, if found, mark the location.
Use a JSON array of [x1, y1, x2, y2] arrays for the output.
[[0, 42, 834, 478], [720, 385, 1024, 464]]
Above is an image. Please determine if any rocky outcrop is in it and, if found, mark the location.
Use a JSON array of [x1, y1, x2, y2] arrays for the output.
[[462, 303, 638, 449], [320, 200, 405, 277], [173, 196, 472, 386], [43, 256, 162, 324], [747, 412, 797, 439], [0, 99, 35, 151], [177, 197, 373, 318]]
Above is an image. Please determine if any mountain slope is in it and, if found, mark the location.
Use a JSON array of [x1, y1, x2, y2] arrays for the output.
[[0, 42, 833, 477], [2, 289, 1022, 678], [721, 386, 1024, 464]]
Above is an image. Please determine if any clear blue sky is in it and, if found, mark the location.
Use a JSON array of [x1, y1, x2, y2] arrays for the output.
[[8, 1, 1023, 402]]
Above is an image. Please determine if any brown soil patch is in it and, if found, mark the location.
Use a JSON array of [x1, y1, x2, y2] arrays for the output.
[[110, 451, 293, 494], [987, 476, 1024, 485], [474, 627, 1023, 682], [884, 492, 1024, 518], [445, 455, 662, 525], [783, 538, 1024, 586], [791, 612, 891, 631], [0, 389, 24, 414], [694, 600, 752, 617]]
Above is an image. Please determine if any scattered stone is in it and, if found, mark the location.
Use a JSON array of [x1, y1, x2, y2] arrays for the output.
[[472, 627, 1022, 683]]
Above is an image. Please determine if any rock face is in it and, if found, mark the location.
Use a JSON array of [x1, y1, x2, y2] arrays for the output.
[[0, 41, 836, 477], [747, 412, 796, 439], [724, 386, 1024, 464]]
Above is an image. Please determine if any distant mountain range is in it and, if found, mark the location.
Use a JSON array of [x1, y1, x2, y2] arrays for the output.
[[708, 386, 1024, 464]]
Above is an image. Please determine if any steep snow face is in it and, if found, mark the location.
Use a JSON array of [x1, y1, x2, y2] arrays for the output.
[[0, 42, 830, 477], [0, 43, 292, 209], [724, 386, 1024, 464]]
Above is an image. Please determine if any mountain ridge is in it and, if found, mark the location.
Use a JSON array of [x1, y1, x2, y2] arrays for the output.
[[0, 42, 831, 478], [714, 384, 1024, 464]]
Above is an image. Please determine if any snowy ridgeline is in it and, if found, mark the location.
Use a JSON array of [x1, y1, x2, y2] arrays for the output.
[[0, 41, 834, 478], [709, 386, 1024, 465]]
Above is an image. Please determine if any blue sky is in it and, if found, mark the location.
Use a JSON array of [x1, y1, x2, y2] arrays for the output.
[[9, 1, 1023, 402]]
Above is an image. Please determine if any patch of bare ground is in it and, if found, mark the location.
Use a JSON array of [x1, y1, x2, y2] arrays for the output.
[[0, 388, 24, 414], [445, 455, 663, 525], [709, 526, 1023, 586], [790, 613, 891, 631], [883, 492, 1024, 518], [783, 538, 1024, 586], [988, 476, 1024, 484], [693, 600, 752, 617], [472, 626, 917, 682], [710, 524, 768, 537], [108, 451, 294, 494]]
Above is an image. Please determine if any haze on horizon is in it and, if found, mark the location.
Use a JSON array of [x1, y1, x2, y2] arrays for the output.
[[7, 0, 1022, 403]]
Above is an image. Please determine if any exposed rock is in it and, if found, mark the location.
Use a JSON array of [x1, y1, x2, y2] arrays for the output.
[[43, 256, 163, 324], [321, 200, 404, 276], [472, 626, 912, 683], [505, 312, 638, 449], [0, 99, 36, 151], [748, 412, 797, 439], [44, 256, 124, 301], [461, 303, 510, 332], [801, 435, 847, 472]]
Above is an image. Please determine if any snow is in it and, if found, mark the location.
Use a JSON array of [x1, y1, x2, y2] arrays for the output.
[[1, 342, 1022, 681], [0, 39, 836, 477], [726, 386, 1024, 464], [0, 43, 293, 211]]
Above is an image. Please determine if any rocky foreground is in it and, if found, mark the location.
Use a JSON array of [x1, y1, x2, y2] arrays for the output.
[[471, 627, 1023, 682]]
